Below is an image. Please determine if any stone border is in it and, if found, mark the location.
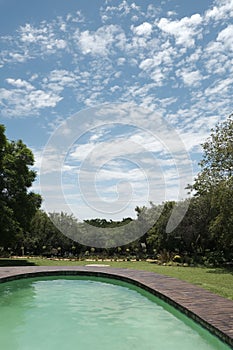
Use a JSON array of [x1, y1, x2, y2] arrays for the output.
[[0, 266, 232, 347]]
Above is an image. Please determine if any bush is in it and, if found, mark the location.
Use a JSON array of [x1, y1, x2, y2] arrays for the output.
[[157, 249, 174, 263], [203, 251, 226, 266], [173, 254, 182, 263]]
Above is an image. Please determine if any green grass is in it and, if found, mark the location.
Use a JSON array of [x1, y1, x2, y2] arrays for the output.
[[0, 257, 233, 300]]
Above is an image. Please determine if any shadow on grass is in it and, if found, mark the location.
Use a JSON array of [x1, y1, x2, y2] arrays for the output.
[[0, 259, 36, 267], [206, 267, 233, 275]]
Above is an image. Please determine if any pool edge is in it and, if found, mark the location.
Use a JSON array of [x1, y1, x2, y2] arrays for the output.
[[0, 266, 232, 348]]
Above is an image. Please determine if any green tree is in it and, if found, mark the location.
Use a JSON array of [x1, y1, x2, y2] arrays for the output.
[[190, 115, 233, 262], [146, 201, 177, 253], [209, 178, 233, 258], [28, 211, 82, 256], [0, 125, 41, 247], [192, 115, 233, 195]]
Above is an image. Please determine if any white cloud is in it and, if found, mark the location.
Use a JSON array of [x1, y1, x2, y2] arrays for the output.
[[131, 22, 152, 36], [6, 78, 34, 90], [110, 85, 120, 92], [146, 4, 160, 18], [157, 14, 203, 47], [205, 0, 233, 22], [46, 70, 77, 89], [177, 69, 202, 87], [19, 23, 48, 43], [70, 11, 85, 23], [0, 85, 62, 117], [203, 35, 232, 75], [186, 47, 202, 63], [131, 15, 139, 22], [8, 51, 31, 63], [167, 11, 177, 17], [19, 23, 67, 53], [89, 127, 110, 142], [28, 89, 62, 108], [55, 39, 67, 49], [70, 143, 96, 162], [96, 166, 146, 182], [139, 44, 175, 70], [117, 57, 126, 65], [138, 42, 176, 85], [76, 25, 122, 56], [205, 77, 233, 97], [139, 58, 154, 70], [60, 23, 66, 32], [30, 74, 39, 81], [102, 1, 141, 18], [217, 24, 233, 50]]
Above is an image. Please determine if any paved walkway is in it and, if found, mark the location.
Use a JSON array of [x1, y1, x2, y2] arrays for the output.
[[0, 266, 232, 347]]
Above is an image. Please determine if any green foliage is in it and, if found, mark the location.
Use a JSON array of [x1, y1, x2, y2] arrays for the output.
[[24, 211, 82, 256], [193, 116, 233, 261], [1, 116, 232, 267], [209, 177, 233, 256], [0, 125, 41, 246], [144, 115, 233, 265], [192, 114, 233, 195], [84, 217, 132, 228]]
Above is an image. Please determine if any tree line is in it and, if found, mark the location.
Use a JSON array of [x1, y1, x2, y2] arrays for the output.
[[0, 116, 232, 265]]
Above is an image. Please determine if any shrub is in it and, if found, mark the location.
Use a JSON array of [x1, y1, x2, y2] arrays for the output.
[[173, 254, 182, 263]]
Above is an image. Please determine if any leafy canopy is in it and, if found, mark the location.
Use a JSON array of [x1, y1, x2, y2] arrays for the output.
[[0, 125, 41, 246]]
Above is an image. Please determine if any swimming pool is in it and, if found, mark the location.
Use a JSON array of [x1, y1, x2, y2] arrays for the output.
[[0, 276, 231, 350]]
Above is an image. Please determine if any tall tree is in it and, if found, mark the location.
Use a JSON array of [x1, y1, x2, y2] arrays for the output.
[[192, 115, 233, 195], [190, 115, 233, 260], [0, 125, 41, 246]]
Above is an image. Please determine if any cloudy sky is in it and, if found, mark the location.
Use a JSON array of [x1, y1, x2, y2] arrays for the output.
[[1, 0, 233, 221]]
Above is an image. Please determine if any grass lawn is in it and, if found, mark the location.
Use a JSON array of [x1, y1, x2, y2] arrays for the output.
[[0, 257, 232, 300]]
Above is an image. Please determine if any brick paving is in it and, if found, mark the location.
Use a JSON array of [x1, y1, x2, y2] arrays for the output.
[[0, 265, 232, 347]]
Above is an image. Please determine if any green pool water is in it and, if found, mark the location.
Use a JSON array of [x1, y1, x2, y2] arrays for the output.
[[0, 276, 231, 350]]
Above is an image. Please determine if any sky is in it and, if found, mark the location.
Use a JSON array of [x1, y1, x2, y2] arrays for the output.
[[1, 0, 233, 222]]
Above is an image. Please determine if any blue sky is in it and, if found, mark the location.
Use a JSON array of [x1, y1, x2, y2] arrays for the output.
[[1, 0, 233, 221]]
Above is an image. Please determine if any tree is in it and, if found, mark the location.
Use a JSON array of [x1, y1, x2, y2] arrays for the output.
[[191, 115, 233, 195], [0, 125, 18, 245], [190, 115, 233, 262], [209, 177, 233, 257], [145, 201, 183, 254], [25, 211, 82, 256], [0, 125, 41, 247]]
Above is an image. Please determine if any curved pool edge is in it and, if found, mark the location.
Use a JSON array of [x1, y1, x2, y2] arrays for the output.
[[0, 265, 232, 348]]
